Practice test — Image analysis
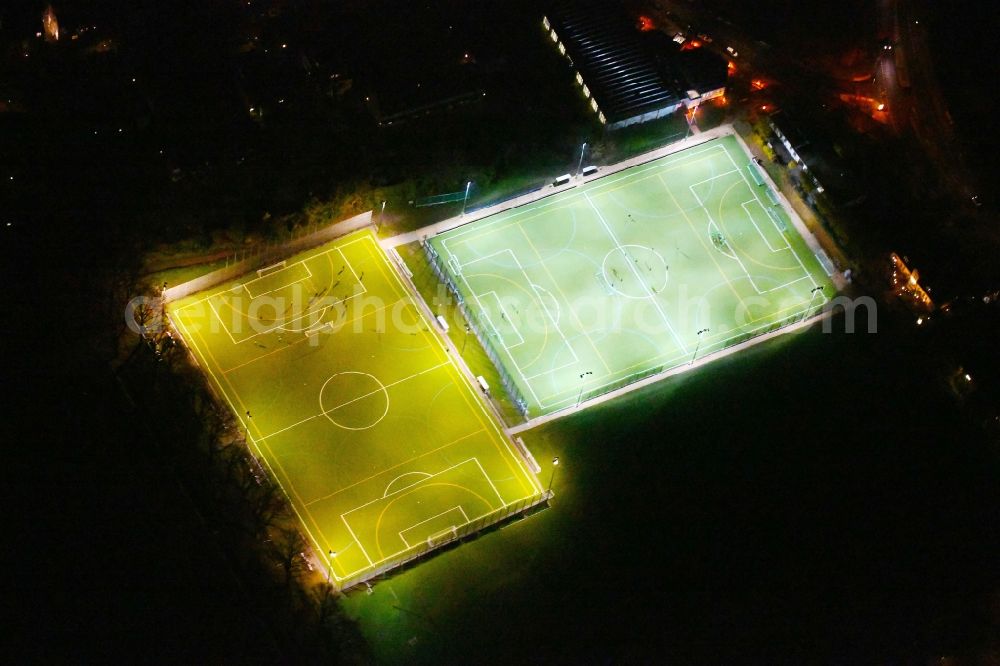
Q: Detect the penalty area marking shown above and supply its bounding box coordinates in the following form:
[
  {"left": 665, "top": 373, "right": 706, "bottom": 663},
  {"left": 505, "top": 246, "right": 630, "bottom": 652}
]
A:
[{"left": 339, "top": 457, "right": 506, "bottom": 567}]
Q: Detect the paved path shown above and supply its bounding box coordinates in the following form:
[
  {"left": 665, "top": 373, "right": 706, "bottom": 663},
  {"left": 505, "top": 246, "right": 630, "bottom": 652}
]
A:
[{"left": 380, "top": 124, "right": 735, "bottom": 250}]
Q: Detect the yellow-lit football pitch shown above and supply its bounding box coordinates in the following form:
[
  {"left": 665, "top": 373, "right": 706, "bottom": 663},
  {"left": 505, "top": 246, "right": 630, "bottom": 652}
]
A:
[{"left": 168, "top": 230, "right": 544, "bottom": 585}]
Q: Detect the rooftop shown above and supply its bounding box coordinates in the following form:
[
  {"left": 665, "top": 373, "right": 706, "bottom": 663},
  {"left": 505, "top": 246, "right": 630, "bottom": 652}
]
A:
[{"left": 546, "top": 0, "right": 682, "bottom": 123}]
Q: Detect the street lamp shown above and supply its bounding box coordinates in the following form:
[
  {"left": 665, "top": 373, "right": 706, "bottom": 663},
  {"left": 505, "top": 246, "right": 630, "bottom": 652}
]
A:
[
  {"left": 576, "top": 371, "right": 593, "bottom": 406},
  {"left": 462, "top": 324, "right": 471, "bottom": 354},
  {"left": 576, "top": 141, "right": 587, "bottom": 177},
  {"left": 547, "top": 457, "right": 559, "bottom": 494},
  {"left": 691, "top": 328, "right": 710, "bottom": 365},
  {"left": 460, "top": 180, "right": 473, "bottom": 216}
]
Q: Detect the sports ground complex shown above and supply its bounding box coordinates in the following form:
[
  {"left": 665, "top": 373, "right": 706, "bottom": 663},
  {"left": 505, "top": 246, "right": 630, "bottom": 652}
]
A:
[
  {"left": 168, "top": 231, "right": 546, "bottom": 587},
  {"left": 168, "top": 131, "right": 837, "bottom": 585},
  {"left": 426, "top": 134, "right": 836, "bottom": 417}
]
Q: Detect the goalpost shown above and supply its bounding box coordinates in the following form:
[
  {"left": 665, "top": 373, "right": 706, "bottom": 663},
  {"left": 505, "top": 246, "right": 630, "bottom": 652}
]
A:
[
  {"left": 426, "top": 525, "right": 459, "bottom": 548},
  {"left": 257, "top": 260, "right": 287, "bottom": 278}
]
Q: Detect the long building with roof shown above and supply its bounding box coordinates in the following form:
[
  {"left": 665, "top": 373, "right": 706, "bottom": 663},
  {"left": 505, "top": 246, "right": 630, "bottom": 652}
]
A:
[{"left": 543, "top": 1, "right": 727, "bottom": 130}]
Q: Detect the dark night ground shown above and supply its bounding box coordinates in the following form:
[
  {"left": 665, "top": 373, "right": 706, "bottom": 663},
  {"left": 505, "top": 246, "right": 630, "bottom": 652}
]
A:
[
  {"left": 3, "top": 0, "right": 998, "bottom": 662},
  {"left": 354, "top": 308, "right": 1000, "bottom": 664},
  {"left": 7, "top": 274, "right": 999, "bottom": 663}
]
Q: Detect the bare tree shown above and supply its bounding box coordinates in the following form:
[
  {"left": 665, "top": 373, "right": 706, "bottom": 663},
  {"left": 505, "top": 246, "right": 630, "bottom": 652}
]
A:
[
  {"left": 247, "top": 479, "right": 286, "bottom": 534},
  {"left": 270, "top": 527, "right": 308, "bottom": 588}
]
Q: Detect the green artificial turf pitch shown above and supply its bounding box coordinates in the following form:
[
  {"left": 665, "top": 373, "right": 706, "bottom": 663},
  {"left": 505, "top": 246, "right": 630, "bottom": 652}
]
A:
[
  {"left": 168, "top": 230, "right": 542, "bottom": 585},
  {"left": 429, "top": 135, "right": 835, "bottom": 417}
]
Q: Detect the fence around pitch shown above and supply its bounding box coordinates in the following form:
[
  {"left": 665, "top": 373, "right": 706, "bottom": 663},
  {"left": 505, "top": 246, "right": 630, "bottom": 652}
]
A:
[
  {"left": 337, "top": 490, "right": 551, "bottom": 591},
  {"left": 161, "top": 210, "right": 373, "bottom": 303},
  {"left": 422, "top": 240, "right": 530, "bottom": 421},
  {"left": 575, "top": 303, "right": 825, "bottom": 407}
]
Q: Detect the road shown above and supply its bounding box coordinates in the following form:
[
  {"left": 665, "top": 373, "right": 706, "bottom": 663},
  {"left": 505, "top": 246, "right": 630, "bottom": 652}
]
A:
[
  {"left": 660, "top": 0, "right": 983, "bottom": 220},
  {"left": 872, "top": 0, "right": 979, "bottom": 211}
]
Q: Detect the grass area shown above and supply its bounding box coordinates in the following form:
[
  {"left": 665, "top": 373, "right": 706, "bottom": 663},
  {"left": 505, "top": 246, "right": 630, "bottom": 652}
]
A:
[
  {"left": 167, "top": 230, "right": 543, "bottom": 586},
  {"left": 143, "top": 259, "right": 230, "bottom": 292},
  {"left": 427, "top": 134, "right": 835, "bottom": 417},
  {"left": 340, "top": 318, "right": 1000, "bottom": 664},
  {"left": 396, "top": 243, "right": 525, "bottom": 425}
]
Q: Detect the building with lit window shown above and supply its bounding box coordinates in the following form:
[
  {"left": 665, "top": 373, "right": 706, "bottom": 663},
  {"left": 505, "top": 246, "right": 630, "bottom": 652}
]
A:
[{"left": 543, "top": 1, "right": 727, "bottom": 130}]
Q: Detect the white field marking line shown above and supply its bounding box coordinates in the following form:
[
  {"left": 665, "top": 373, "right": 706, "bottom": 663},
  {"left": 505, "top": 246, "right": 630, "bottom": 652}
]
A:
[
  {"left": 171, "top": 310, "right": 334, "bottom": 584},
  {"left": 255, "top": 361, "right": 449, "bottom": 443},
  {"left": 341, "top": 456, "right": 504, "bottom": 568},
  {"left": 459, "top": 247, "right": 579, "bottom": 365},
  {"left": 473, "top": 456, "right": 508, "bottom": 507},
  {"left": 482, "top": 290, "right": 525, "bottom": 347},
  {"left": 221, "top": 288, "right": 363, "bottom": 344},
  {"left": 304, "top": 428, "right": 486, "bottom": 509},
  {"left": 456, "top": 269, "right": 543, "bottom": 408},
  {"left": 335, "top": 504, "right": 507, "bottom": 580},
  {"left": 688, "top": 168, "right": 740, "bottom": 190},
  {"left": 358, "top": 232, "right": 542, "bottom": 504},
  {"left": 220, "top": 297, "right": 406, "bottom": 376},
  {"left": 207, "top": 299, "right": 239, "bottom": 345},
  {"left": 585, "top": 191, "right": 688, "bottom": 354},
  {"left": 693, "top": 174, "right": 809, "bottom": 295},
  {"left": 523, "top": 359, "right": 581, "bottom": 381},
  {"left": 176, "top": 232, "right": 439, "bottom": 584},
  {"left": 340, "top": 514, "right": 374, "bottom": 566},
  {"left": 383, "top": 471, "right": 433, "bottom": 498},
  {"left": 340, "top": 458, "right": 485, "bottom": 517},
  {"left": 516, "top": 306, "right": 834, "bottom": 426},
  {"left": 534, "top": 290, "right": 831, "bottom": 411},
  {"left": 741, "top": 200, "right": 791, "bottom": 253},
  {"left": 304, "top": 321, "right": 332, "bottom": 336},
  {"left": 257, "top": 259, "right": 286, "bottom": 277},
  {"left": 459, "top": 247, "right": 516, "bottom": 267},
  {"left": 694, "top": 187, "right": 781, "bottom": 295},
  {"left": 600, "top": 245, "right": 670, "bottom": 299},
  {"left": 720, "top": 142, "right": 819, "bottom": 292},
  {"left": 438, "top": 144, "right": 730, "bottom": 247},
  {"left": 364, "top": 233, "right": 543, "bottom": 497},
  {"left": 531, "top": 283, "right": 561, "bottom": 326},
  {"left": 531, "top": 268, "right": 832, "bottom": 410},
  {"left": 243, "top": 261, "right": 313, "bottom": 299},
  {"left": 205, "top": 249, "right": 370, "bottom": 345},
  {"left": 398, "top": 506, "right": 469, "bottom": 549},
  {"left": 172, "top": 245, "right": 364, "bottom": 315},
  {"left": 454, "top": 253, "right": 575, "bottom": 403},
  {"left": 243, "top": 269, "right": 313, "bottom": 300},
  {"left": 319, "top": 371, "right": 390, "bottom": 431}
]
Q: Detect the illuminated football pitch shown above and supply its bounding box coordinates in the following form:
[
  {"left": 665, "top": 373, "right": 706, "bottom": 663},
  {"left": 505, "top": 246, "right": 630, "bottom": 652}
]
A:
[
  {"left": 168, "top": 230, "right": 543, "bottom": 586},
  {"left": 429, "top": 135, "right": 835, "bottom": 417}
]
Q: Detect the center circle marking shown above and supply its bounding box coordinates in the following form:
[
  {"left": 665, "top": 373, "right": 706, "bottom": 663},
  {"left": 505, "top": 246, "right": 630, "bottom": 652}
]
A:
[{"left": 318, "top": 371, "right": 389, "bottom": 430}]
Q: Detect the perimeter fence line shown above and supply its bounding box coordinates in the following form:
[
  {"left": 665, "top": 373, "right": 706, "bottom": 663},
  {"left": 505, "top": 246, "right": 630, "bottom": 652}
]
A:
[
  {"left": 337, "top": 489, "right": 551, "bottom": 591},
  {"left": 161, "top": 210, "right": 373, "bottom": 303},
  {"left": 423, "top": 240, "right": 531, "bottom": 421}
]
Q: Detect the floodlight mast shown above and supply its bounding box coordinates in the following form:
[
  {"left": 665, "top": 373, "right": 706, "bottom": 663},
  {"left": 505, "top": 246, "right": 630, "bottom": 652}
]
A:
[
  {"left": 691, "top": 328, "right": 710, "bottom": 365},
  {"left": 460, "top": 180, "right": 472, "bottom": 216},
  {"left": 576, "top": 370, "right": 593, "bottom": 406},
  {"left": 576, "top": 142, "right": 587, "bottom": 178}
]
